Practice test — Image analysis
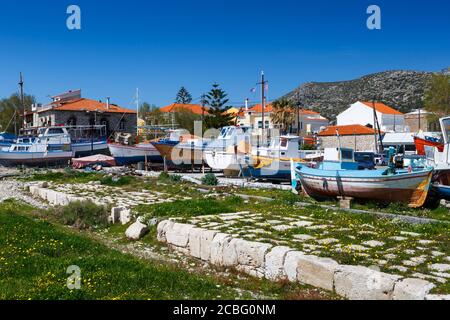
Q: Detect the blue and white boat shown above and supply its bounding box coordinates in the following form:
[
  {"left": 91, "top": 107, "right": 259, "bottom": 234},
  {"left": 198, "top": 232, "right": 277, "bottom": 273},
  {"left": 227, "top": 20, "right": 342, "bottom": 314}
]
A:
[
  {"left": 108, "top": 142, "right": 162, "bottom": 166},
  {"left": 291, "top": 148, "right": 433, "bottom": 208},
  {"left": 0, "top": 132, "right": 16, "bottom": 147},
  {"left": 0, "top": 127, "right": 73, "bottom": 166}
]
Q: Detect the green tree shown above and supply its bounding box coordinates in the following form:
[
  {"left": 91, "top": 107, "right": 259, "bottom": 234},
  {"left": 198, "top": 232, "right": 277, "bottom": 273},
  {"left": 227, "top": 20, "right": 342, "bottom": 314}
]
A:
[
  {"left": 174, "top": 109, "right": 202, "bottom": 134},
  {"left": 204, "top": 83, "right": 234, "bottom": 129},
  {"left": 271, "top": 99, "right": 295, "bottom": 134},
  {"left": 175, "top": 87, "right": 193, "bottom": 104},
  {"left": 424, "top": 73, "right": 450, "bottom": 118},
  {"left": 0, "top": 93, "right": 35, "bottom": 133}
]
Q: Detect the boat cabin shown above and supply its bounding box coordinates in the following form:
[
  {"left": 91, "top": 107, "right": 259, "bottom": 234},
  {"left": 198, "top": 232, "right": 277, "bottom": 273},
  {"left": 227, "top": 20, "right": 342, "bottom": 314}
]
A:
[{"left": 320, "top": 147, "right": 360, "bottom": 170}]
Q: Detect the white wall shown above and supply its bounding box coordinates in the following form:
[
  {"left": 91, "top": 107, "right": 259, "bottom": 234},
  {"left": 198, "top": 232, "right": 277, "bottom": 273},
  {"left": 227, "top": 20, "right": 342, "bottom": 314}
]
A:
[
  {"left": 337, "top": 101, "right": 406, "bottom": 132},
  {"left": 336, "top": 102, "right": 375, "bottom": 127}
]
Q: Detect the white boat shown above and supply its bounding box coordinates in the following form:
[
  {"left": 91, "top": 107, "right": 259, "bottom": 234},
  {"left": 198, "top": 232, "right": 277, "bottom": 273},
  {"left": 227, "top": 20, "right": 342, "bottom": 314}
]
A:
[
  {"left": 204, "top": 126, "right": 252, "bottom": 171},
  {"left": 424, "top": 116, "right": 450, "bottom": 185},
  {"left": 244, "top": 135, "right": 324, "bottom": 181},
  {"left": 0, "top": 127, "right": 73, "bottom": 166}
]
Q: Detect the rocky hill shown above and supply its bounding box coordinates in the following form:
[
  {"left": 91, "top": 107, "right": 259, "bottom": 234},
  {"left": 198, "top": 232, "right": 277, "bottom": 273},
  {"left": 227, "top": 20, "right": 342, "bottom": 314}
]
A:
[{"left": 282, "top": 70, "right": 444, "bottom": 121}]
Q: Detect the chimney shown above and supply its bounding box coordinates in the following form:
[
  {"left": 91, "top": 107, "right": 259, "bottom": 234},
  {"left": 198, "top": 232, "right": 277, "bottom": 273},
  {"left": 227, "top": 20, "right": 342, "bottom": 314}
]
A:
[
  {"left": 106, "top": 97, "right": 110, "bottom": 110},
  {"left": 245, "top": 98, "right": 249, "bottom": 111}
]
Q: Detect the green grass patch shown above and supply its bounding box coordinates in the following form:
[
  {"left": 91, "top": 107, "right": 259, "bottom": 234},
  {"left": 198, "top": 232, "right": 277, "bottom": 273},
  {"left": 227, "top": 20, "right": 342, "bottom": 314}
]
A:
[
  {"left": 137, "top": 196, "right": 244, "bottom": 221},
  {"left": 51, "top": 200, "right": 110, "bottom": 230},
  {"left": 21, "top": 169, "right": 104, "bottom": 184},
  {"left": 0, "top": 200, "right": 243, "bottom": 300}
]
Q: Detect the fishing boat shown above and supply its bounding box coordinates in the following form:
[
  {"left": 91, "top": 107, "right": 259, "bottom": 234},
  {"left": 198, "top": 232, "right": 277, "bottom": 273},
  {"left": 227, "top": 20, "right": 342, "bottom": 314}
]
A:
[
  {"left": 414, "top": 135, "right": 443, "bottom": 156},
  {"left": 0, "top": 128, "right": 73, "bottom": 166},
  {"left": 204, "top": 126, "right": 252, "bottom": 172},
  {"left": 291, "top": 147, "right": 433, "bottom": 208},
  {"left": 244, "top": 135, "right": 323, "bottom": 181},
  {"left": 108, "top": 142, "right": 162, "bottom": 166},
  {"left": 0, "top": 132, "right": 16, "bottom": 147},
  {"left": 151, "top": 129, "right": 209, "bottom": 167}
]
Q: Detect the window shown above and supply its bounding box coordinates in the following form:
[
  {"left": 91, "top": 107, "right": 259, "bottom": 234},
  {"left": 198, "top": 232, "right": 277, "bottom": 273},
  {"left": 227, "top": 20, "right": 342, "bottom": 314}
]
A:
[
  {"left": 48, "top": 128, "right": 64, "bottom": 135},
  {"left": 67, "top": 117, "right": 77, "bottom": 126},
  {"left": 119, "top": 119, "right": 126, "bottom": 130}
]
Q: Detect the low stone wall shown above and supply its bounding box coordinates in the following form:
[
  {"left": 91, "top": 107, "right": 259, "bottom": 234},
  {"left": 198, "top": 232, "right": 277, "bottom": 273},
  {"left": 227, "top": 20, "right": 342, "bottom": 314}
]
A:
[
  {"left": 157, "top": 220, "right": 449, "bottom": 300},
  {"left": 29, "top": 185, "right": 85, "bottom": 206}
]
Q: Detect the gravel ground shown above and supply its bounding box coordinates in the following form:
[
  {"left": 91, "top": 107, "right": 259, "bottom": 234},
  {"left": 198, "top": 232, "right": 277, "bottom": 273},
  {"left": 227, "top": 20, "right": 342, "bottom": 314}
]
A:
[{"left": 0, "top": 179, "right": 48, "bottom": 209}]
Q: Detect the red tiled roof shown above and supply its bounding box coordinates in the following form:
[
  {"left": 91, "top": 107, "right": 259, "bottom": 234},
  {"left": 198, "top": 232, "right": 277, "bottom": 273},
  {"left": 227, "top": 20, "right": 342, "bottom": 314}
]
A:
[
  {"left": 50, "top": 98, "right": 136, "bottom": 114},
  {"left": 246, "top": 104, "right": 321, "bottom": 116},
  {"left": 361, "top": 102, "right": 403, "bottom": 115},
  {"left": 247, "top": 103, "right": 273, "bottom": 113},
  {"left": 318, "top": 124, "right": 379, "bottom": 136},
  {"left": 160, "top": 103, "right": 208, "bottom": 115}
]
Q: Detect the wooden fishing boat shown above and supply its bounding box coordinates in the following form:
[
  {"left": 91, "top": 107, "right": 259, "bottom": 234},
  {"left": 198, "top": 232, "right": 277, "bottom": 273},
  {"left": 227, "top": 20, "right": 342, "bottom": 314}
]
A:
[
  {"left": 108, "top": 142, "right": 162, "bottom": 165},
  {"left": 414, "top": 136, "right": 443, "bottom": 155},
  {"left": 244, "top": 135, "right": 323, "bottom": 181},
  {"left": 151, "top": 130, "right": 208, "bottom": 167},
  {"left": 292, "top": 148, "right": 433, "bottom": 208}
]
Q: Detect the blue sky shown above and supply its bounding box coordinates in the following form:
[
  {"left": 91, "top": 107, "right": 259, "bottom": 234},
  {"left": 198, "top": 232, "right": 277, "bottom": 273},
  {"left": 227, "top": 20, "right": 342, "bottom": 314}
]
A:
[{"left": 0, "top": 0, "right": 449, "bottom": 109}]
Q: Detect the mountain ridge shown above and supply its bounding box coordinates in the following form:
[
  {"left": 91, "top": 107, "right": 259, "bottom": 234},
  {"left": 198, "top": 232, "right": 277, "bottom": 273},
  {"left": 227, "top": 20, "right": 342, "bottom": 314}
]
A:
[{"left": 282, "top": 69, "right": 448, "bottom": 121}]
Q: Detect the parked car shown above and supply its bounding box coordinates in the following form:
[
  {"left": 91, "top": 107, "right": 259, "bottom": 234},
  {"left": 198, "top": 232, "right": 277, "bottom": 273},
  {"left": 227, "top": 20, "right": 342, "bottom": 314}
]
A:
[{"left": 354, "top": 152, "right": 376, "bottom": 170}]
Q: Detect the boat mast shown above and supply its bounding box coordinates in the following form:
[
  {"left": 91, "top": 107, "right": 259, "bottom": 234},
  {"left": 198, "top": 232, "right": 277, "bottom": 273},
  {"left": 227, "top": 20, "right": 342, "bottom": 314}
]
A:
[
  {"left": 17, "top": 72, "right": 25, "bottom": 135},
  {"left": 136, "top": 88, "right": 139, "bottom": 136},
  {"left": 372, "top": 98, "right": 379, "bottom": 154}
]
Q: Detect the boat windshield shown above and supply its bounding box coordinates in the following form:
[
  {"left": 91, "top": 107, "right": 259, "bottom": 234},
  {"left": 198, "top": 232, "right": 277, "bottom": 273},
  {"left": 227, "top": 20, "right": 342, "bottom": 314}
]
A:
[{"left": 442, "top": 118, "right": 450, "bottom": 144}]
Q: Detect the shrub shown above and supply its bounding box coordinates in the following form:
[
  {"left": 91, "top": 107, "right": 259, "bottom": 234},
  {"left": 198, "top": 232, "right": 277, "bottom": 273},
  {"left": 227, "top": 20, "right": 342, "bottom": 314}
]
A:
[
  {"left": 100, "top": 175, "right": 135, "bottom": 186},
  {"left": 170, "top": 174, "right": 182, "bottom": 182},
  {"left": 53, "top": 200, "right": 109, "bottom": 229},
  {"left": 202, "top": 173, "right": 218, "bottom": 186},
  {"left": 158, "top": 172, "right": 170, "bottom": 181}
]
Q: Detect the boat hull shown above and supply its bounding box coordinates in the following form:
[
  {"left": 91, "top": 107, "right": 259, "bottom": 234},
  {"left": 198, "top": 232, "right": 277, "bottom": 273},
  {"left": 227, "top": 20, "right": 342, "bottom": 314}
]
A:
[
  {"left": 0, "top": 151, "right": 74, "bottom": 167},
  {"left": 296, "top": 165, "right": 433, "bottom": 208},
  {"left": 432, "top": 184, "right": 450, "bottom": 201},
  {"left": 72, "top": 140, "right": 109, "bottom": 157},
  {"left": 245, "top": 157, "right": 292, "bottom": 181},
  {"left": 204, "top": 151, "right": 246, "bottom": 171},
  {"left": 108, "top": 143, "right": 162, "bottom": 165}
]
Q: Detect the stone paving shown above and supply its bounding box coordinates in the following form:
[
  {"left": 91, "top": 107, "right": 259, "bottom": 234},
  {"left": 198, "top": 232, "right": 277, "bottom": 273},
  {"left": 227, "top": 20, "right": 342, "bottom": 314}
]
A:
[
  {"left": 46, "top": 181, "right": 188, "bottom": 208},
  {"left": 178, "top": 211, "right": 450, "bottom": 288}
]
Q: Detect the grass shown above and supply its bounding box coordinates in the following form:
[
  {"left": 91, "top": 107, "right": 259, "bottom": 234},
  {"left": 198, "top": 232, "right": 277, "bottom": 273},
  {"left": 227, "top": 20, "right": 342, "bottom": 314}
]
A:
[
  {"left": 0, "top": 200, "right": 334, "bottom": 300},
  {"left": 136, "top": 196, "right": 244, "bottom": 222},
  {"left": 21, "top": 169, "right": 104, "bottom": 184}
]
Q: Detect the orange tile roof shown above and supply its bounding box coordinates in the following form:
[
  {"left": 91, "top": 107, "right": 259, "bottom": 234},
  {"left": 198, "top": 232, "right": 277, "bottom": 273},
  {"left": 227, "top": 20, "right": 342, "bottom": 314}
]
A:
[
  {"left": 50, "top": 98, "right": 136, "bottom": 114},
  {"left": 246, "top": 104, "right": 320, "bottom": 116},
  {"left": 160, "top": 103, "right": 208, "bottom": 115},
  {"left": 361, "top": 101, "right": 403, "bottom": 115},
  {"left": 318, "top": 124, "right": 378, "bottom": 136},
  {"left": 247, "top": 103, "right": 273, "bottom": 113}
]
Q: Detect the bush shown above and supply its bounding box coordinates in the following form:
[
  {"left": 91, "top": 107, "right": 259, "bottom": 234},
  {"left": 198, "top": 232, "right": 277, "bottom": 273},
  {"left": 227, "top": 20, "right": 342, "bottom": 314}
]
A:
[
  {"left": 100, "top": 175, "right": 135, "bottom": 186},
  {"left": 202, "top": 173, "right": 218, "bottom": 186},
  {"left": 158, "top": 172, "right": 170, "bottom": 181},
  {"left": 53, "top": 200, "right": 109, "bottom": 229},
  {"left": 170, "top": 174, "right": 182, "bottom": 182}
]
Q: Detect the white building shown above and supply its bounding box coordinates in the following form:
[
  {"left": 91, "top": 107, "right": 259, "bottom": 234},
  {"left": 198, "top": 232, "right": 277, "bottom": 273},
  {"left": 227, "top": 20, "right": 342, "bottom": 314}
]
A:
[{"left": 336, "top": 101, "right": 406, "bottom": 132}]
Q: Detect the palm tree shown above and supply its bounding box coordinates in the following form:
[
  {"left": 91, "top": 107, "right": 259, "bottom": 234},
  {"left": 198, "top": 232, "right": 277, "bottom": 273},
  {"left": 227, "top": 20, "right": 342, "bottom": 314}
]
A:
[{"left": 271, "top": 99, "right": 295, "bottom": 134}]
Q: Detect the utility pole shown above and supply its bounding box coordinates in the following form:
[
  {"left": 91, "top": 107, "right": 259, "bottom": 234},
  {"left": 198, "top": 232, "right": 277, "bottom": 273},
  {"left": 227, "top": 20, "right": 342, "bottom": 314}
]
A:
[
  {"left": 257, "top": 71, "right": 268, "bottom": 131},
  {"left": 17, "top": 72, "right": 25, "bottom": 135},
  {"left": 297, "top": 103, "right": 301, "bottom": 135},
  {"left": 136, "top": 88, "right": 140, "bottom": 136},
  {"left": 372, "top": 98, "right": 379, "bottom": 154},
  {"left": 418, "top": 108, "right": 421, "bottom": 131}
]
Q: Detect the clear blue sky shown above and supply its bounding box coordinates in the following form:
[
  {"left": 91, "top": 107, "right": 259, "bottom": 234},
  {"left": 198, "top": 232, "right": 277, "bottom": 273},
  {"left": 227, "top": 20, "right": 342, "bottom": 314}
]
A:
[{"left": 0, "top": 0, "right": 449, "bottom": 109}]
